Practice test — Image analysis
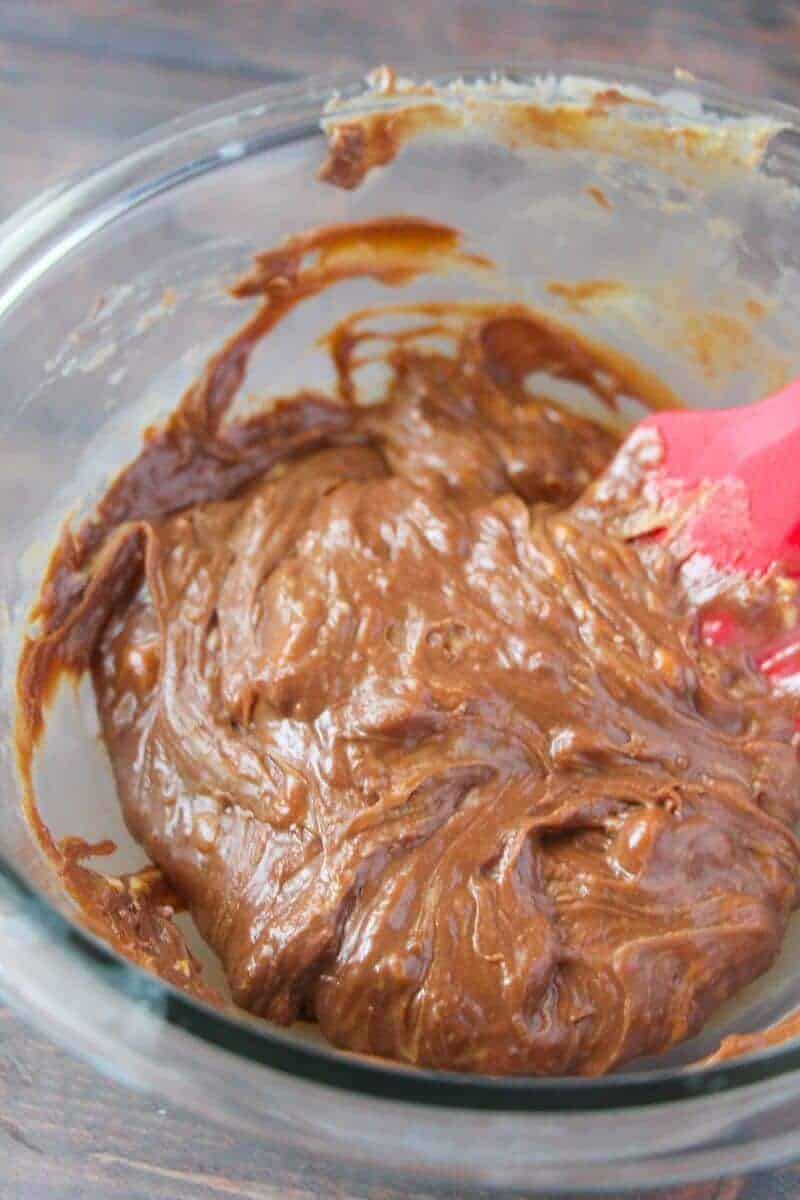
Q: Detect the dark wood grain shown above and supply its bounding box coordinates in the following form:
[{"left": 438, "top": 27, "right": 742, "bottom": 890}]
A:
[{"left": 3, "top": 3, "right": 800, "bottom": 1196}]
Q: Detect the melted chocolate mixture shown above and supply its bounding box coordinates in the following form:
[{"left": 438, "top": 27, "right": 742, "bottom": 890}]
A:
[{"left": 17, "top": 218, "right": 800, "bottom": 1075}]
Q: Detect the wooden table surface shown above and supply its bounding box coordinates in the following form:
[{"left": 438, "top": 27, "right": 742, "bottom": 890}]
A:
[{"left": 3, "top": 3, "right": 800, "bottom": 1197}]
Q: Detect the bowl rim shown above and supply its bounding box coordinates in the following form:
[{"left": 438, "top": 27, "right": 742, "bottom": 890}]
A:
[{"left": 4, "top": 58, "right": 800, "bottom": 1113}]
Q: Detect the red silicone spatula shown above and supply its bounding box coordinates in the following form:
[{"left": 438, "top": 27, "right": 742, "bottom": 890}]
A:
[
  {"left": 636, "top": 378, "right": 800, "bottom": 579},
  {"left": 613, "top": 378, "right": 800, "bottom": 688}
]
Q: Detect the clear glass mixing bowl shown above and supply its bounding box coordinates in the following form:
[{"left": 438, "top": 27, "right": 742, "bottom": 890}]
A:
[{"left": 3, "top": 64, "right": 800, "bottom": 1194}]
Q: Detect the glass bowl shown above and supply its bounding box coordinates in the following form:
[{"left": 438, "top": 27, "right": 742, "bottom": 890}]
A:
[{"left": 3, "top": 63, "right": 800, "bottom": 1194}]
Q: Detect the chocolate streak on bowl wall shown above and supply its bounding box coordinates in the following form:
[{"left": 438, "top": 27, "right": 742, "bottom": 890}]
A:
[{"left": 319, "top": 68, "right": 782, "bottom": 193}]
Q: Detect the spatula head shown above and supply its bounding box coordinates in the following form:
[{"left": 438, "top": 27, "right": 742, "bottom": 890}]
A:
[
  {"left": 616, "top": 380, "right": 800, "bottom": 691},
  {"left": 639, "top": 379, "right": 800, "bottom": 577}
]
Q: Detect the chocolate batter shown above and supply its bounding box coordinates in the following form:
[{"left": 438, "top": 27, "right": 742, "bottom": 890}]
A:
[{"left": 17, "top": 217, "right": 800, "bottom": 1075}]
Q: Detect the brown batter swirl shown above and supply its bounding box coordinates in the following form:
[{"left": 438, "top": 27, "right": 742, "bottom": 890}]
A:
[{"left": 17, "top": 217, "right": 800, "bottom": 1075}]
